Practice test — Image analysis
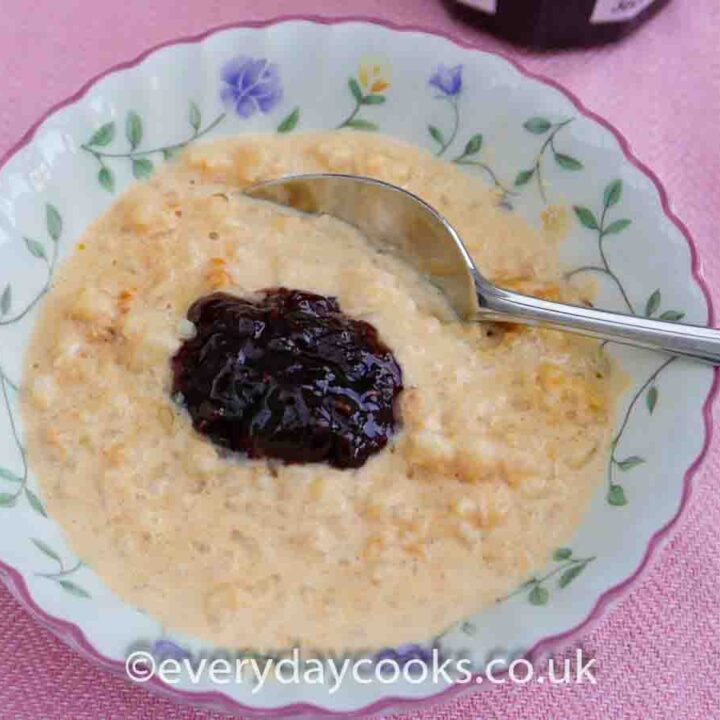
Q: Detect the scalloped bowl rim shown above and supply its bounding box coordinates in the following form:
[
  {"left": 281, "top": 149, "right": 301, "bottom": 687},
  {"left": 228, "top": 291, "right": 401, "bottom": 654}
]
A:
[{"left": 0, "top": 14, "right": 716, "bottom": 719}]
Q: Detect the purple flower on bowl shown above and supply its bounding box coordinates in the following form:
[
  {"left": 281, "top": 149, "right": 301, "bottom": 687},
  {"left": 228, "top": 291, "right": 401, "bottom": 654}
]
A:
[
  {"left": 220, "top": 56, "right": 282, "bottom": 118},
  {"left": 151, "top": 638, "right": 192, "bottom": 661},
  {"left": 429, "top": 64, "right": 463, "bottom": 97},
  {"left": 374, "top": 643, "right": 434, "bottom": 668}
]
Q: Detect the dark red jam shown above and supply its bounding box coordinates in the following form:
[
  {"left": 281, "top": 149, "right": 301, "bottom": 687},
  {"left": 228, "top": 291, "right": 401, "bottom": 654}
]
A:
[{"left": 171, "top": 289, "right": 403, "bottom": 469}]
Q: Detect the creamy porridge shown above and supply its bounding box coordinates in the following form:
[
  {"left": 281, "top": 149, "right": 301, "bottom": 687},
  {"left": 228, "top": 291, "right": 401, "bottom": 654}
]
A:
[{"left": 22, "top": 132, "right": 617, "bottom": 651}]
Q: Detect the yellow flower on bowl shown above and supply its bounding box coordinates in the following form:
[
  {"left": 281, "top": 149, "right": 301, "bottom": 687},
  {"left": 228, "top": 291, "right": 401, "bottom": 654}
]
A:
[{"left": 358, "top": 61, "right": 391, "bottom": 94}]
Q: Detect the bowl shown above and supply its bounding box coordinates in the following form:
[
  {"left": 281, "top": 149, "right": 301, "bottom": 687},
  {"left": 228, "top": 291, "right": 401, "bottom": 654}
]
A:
[{"left": 0, "top": 16, "right": 714, "bottom": 718}]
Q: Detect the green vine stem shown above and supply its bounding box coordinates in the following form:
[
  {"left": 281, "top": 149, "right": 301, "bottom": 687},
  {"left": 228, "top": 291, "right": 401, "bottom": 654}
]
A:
[
  {"left": 335, "top": 98, "right": 365, "bottom": 130},
  {"left": 428, "top": 92, "right": 514, "bottom": 198},
  {"left": 606, "top": 356, "right": 676, "bottom": 506},
  {"left": 531, "top": 119, "right": 571, "bottom": 202},
  {"left": 515, "top": 118, "right": 582, "bottom": 202},
  {"left": 36, "top": 560, "right": 83, "bottom": 581},
  {"left": 1, "top": 370, "right": 18, "bottom": 393},
  {"left": 0, "top": 367, "right": 28, "bottom": 502},
  {"left": 565, "top": 181, "right": 635, "bottom": 315},
  {"left": 83, "top": 113, "right": 225, "bottom": 159},
  {"left": 0, "top": 230, "right": 59, "bottom": 328},
  {"left": 499, "top": 548, "right": 596, "bottom": 606},
  {"left": 336, "top": 76, "right": 386, "bottom": 131},
  {"left": 32, "top": 539, "right": 89, "bottom": 598},
  {"left": 81, "top": 104, "right": 226, "bottom": 191},
  {"left": 0, "top": 360, "right": 45, "bottom": 516},
  {"left": 431, "top": 95, "right": 460, "bottom": 157},
  {"left": 0, "top": 204, "right": 61, "bottom": 515},
  {"left": 566, "top": 180, "right": 684, "bottom": 506},
  {"left": 452, "top": 151, "right": 516, "bottom": 198}
]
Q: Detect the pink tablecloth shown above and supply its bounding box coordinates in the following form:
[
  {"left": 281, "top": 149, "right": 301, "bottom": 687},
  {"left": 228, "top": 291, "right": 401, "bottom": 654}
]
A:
[{"left": 1, "top": 1, "right": 719, "bottom": 718}]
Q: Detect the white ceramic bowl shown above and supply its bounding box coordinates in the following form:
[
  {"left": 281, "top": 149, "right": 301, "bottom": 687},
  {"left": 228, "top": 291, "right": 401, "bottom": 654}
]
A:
[{"left": 0, "top": 17, "right": 714, "bottom": 717}]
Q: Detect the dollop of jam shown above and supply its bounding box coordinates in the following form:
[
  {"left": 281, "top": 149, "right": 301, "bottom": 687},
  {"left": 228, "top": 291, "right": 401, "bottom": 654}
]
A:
[{"left": 171, "top": 289, "right": 403, "bottom": 469}]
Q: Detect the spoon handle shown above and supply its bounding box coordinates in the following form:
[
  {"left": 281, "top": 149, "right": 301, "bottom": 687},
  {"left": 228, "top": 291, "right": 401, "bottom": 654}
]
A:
[{"left": 478, "top": 285, "right": 720, "bottom": 364}]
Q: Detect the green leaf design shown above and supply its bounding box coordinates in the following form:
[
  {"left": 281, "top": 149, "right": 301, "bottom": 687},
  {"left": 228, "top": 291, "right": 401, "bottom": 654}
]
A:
[
  {"left": 523, "top": 117, "right": 551, "bottom": 134},
  {"left": 603, "top": 179, "right": 623, "bottom": 208},
  {"left": 24, "top": 237, "right": 47, "bottom": 260},
  {"left": 608, "top": 484, "right": 628, "bottom": 506},
  {"left": 162, "top": 147, "right": 179, "bottom": 161},
  {"left": 528, "top": 585, "right": 549, "bottom": 605},
  {"left": 463, "top": 133, "right": 483, "bottom": 156},
  {"left": 1, "top": 284, "right": 11, "bottom": 315},
  {"left": 46, "top": 204, "right": 62, "bottom": 241},
  {"left": 514, "top": 169, "right": 535, "bottom": 186},
  {"left": 126, "top": 111, "right": 143, "bottom": 151},
  {"left": 58, "top": 579, "right": 91, "bottom": 599},
  {"left": 428, "top": 125, "right": 445, "bottom": 146},
  {"left": 617, "top": 456, "right": 645, "bottom": 471},
  {"left": 98, "top": 166, "right": 114, "bottom": 193},
  {"left": 603, "top": 219, "right": 632, "bottom": 235},
  {"left": 132, "top": 157, "right": 153, "bottom": 179},
  {"left": 554, "top": 153, "right": 583, "bottom": 171},
  {"left": 573, "top": 206, "right": 599, "bottom": 230},
  {"left": 558, "top": 563, "right": 587, "bottom": 588},
  {"left": 277, "top": 107, "right": 300, "bottom": 133},
  {"left": 344, "top": 119, "right": 378, "bottom": 131},
  {"left": 189, "top": 101, "right": 202, "bottom": 132},
  {"left": 25, "top": 487, "right": 46, "bottom": 516},
  {"left": 645, "top": 289, "right": 661, "bottom": 317},
  {"left": 0, "top": 493, "right": 17, "bottom": 508},
  {"left": 553, "top": 547, "right": 572, "bottom": 561},
  {"left": 87, "top": 122, "right": 115, "bottom": 147},
  {"left": 0, "top": 468, "right": 21, "bottom": 482},
  {"left": 646, "top": 386, "right": 658, "bottom": 414},
  {"left": 362, "top": 95, "right": 386, "bottom": 105},
  {"left": 31, "top": 538, "right": 61, "bottom": 564},
  {"left": 348, "top": 78, "right": 363, "bottom": 103},
  {"left": 660, "top": 310, "right": 685, "bottom": 321}
]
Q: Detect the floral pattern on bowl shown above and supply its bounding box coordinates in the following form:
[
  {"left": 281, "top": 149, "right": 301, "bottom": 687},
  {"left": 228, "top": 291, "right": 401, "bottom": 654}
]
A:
[{"left": 0, "top": 17, "right": 714, "bottom": 718}]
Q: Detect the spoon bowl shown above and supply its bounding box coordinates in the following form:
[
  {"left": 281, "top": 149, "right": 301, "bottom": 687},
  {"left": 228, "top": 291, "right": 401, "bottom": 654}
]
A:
[{"left": 246, "top": 173, "right": 720, "bottom": 364}]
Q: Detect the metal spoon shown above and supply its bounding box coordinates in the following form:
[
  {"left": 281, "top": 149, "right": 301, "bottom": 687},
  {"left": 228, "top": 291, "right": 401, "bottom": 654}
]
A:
[{"left": 246, "top": 173, "right": 720, "bottom": 364}]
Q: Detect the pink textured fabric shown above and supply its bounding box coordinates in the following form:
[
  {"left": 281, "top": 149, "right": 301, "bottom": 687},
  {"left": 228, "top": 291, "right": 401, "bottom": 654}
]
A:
[{"left": 1, "top": 1, "right": 719, "bottom": 718}]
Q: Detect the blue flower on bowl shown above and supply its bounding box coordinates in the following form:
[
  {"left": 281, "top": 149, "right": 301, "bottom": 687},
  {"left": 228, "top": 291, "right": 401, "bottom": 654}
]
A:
[
  {"left": 429, "top": 64, "right": 463, "bottom": 97},
  {"left": 220, "top": 56, "right": 283, "bottom": 118},
  {"left": 151, "top": 638, "right": 192, "bottom": 662}
]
